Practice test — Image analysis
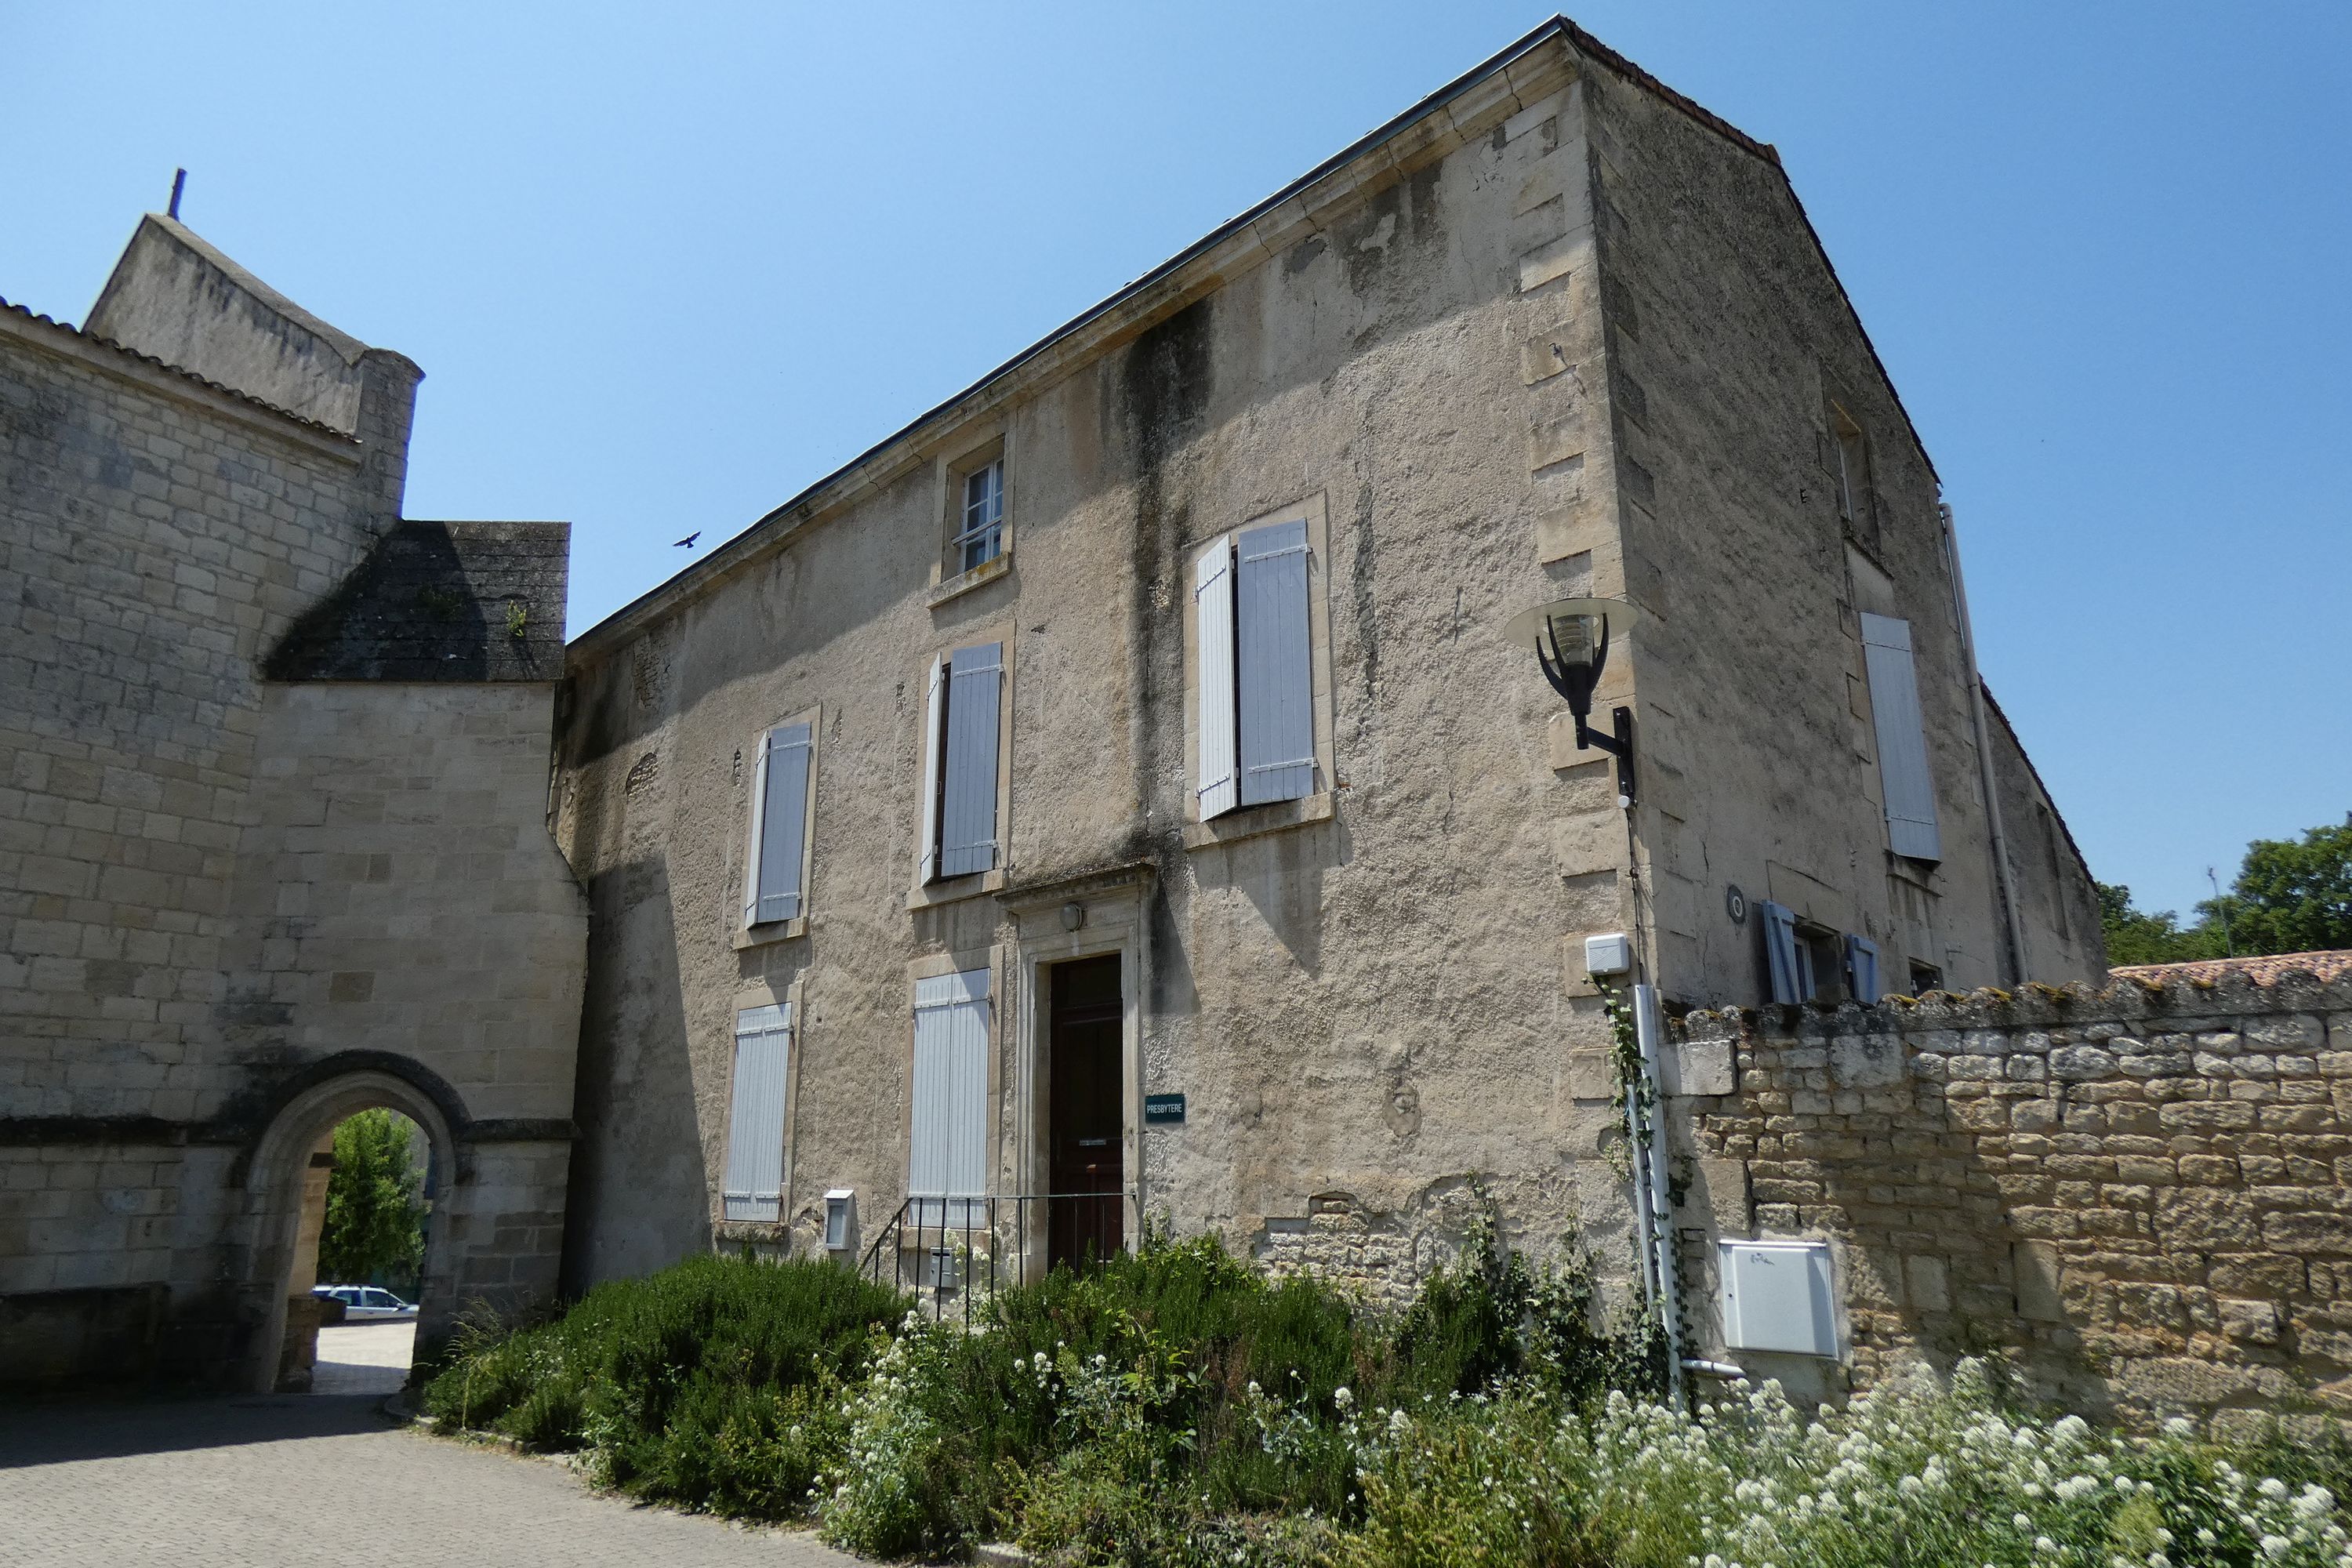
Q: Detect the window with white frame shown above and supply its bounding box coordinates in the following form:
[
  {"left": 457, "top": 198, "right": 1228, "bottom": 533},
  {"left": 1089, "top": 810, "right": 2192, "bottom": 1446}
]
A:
[
  {"left": 742, "top": 719, "right": 814, "bottom": 927},
  {"left": 909, "top": 968, "right": 989, "bottom": 1227},
  {"left": 720, "top": 1003, "right": 791, "bottom": 1221},
  {"left": 918, "top": 642, "right": 1003, "bottom": 882},
  {"left": 952, "top": 457, "right": 1004, "bottom": 575},
  {"left": 1194, "top": 518, "right": 1315, "bottom": 818}
]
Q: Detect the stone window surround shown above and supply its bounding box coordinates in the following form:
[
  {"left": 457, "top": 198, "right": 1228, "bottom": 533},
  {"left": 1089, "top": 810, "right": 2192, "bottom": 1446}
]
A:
[
  {"left": 891, "top": 943, "right": 1007, "bottom": 1232},
  {"left": 930, "top": 430, "right": 1014, "bottom": 604},
  {"left": 906, "top": 621, "right": 1018, "bottom": 910},
  {"left": 1180, "top": 489, "right": 1340, "bottom": 853},
  {"left": 735, "top": 704, "right": 823, "bottom": 948},
  {"left": 713, "top": 972, "right": 808, "bottom": 1236}
]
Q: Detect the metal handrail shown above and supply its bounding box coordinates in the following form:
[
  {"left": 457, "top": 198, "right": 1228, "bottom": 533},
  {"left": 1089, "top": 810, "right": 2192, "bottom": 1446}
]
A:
[{"left": 857, "top": 1190, "right": 1141, "bottom": 1327}]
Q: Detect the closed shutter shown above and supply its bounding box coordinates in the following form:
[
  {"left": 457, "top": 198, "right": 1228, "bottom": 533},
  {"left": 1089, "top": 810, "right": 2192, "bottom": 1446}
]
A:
[
  {"left": 909, "top": 969, "right": 990, "bottom": 1227},
  {"left": 1760, "top": 900, "right": 1803, "bottom": 1004},
  {"left": 1194, "top": 536, "right": 1239, "bottom": 818},
  {"left": 1236, "top": 519, "right": 1315, "bottom": 807},
  {"left": 720, "top": 1003, "right": 791, "bottom": 1221},
  {"left": 938, "top": 642, "right": 1003, "bottom": 879},
  {"left": 1859, "top": 612, "right": 1942, "bottom": 862},
  {"left": 917, "top": 658, "right": 947, "bottom": 884},
  {"left": 1846, "top": 935, "right": 1881, "bottom": 1004},
  {"left": 746, "top": 722, "right": 811, "bottom": 925}
]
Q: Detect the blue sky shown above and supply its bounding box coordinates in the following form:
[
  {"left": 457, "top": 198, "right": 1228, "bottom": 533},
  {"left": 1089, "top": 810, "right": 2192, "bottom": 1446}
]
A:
[{"left": 5, "top": 2, "right": 2345, "bottom": 922}]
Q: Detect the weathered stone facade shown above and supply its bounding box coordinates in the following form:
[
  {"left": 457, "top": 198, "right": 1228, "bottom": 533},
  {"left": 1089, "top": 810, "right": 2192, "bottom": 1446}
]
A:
[
  {"left": 0, "top": 217, "right": 583, "bottom": 1388},
  {"left": 1675, "top": 954, "right": 2352, "bottom": 1433},
  {"left": 551, "top": 18, "right": 2100, "bottom": 1316}
]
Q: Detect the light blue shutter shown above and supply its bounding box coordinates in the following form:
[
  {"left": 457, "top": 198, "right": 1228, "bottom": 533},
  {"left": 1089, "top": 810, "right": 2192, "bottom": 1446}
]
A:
[
  {"left": 1846, "top": 935, "right": 1882, "bottom": 1003},
  {"left": 917, "top": 659, "right": 946, "bottom": 884},
  {"left": 720, "top": 1003, "right": 791, "bottom": 1221},
  {"left": 1859, "top": 612, "right": 1942, "bottom": 862},
  {"left": 749, "top": 723, "right": 811, "bottom": 924},
  {"left": 1195, "top": 536, "right": 1239, "bottom": 819},
  {"left": 909, "top": 969, "right": 990, "bottom": 1227},
  {"left": 1760, "top": 900, "right": 1803, "bottom": 1004},
  {"left": 938, "top": 643, "right": 1002, "bottom": 878},
  {"left": 1236, "top": 520, "right": 1314, "bottom": 807}
]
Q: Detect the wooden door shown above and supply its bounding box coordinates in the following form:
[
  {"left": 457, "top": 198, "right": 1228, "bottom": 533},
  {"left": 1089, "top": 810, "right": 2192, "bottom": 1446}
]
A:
[{"left": 1047, "top": 955, "right": 1123, "bottom": 1272}]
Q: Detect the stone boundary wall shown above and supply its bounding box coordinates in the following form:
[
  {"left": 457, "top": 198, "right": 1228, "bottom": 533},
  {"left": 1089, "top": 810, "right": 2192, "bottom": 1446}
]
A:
[{"left": 1677, "top": 958, "right": 2352, "bottom": 1434}]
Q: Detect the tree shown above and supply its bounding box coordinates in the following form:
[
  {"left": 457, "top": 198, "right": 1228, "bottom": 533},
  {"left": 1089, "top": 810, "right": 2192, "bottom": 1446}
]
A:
[
  {"left": 318, "top": 1108, "right": 425, "bottom": 1287},
  {"left": 2100, "top": 815, "right": 2352, "bottom": 967},
  {"left": 2198, "top": 818, "right": 2352, "bottom": 957},
  {"left": 2096, "top": 882, "right": 2222, "bottom": 967}
]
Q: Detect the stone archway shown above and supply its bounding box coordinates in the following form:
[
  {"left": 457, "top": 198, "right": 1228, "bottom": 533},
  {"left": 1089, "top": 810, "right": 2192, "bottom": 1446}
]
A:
[{"left": 238, "top": 1069, "right": 460, "bottom": 1394}]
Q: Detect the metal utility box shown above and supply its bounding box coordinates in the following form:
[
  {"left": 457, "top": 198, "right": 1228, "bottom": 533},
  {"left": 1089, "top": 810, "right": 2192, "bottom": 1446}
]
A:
[
  {"left": 1583, "top": 932, "right": 1633, "bottom": 975},
  {"left": 1718, "top": 1238, "right": 1839, "bottom": 1357}
]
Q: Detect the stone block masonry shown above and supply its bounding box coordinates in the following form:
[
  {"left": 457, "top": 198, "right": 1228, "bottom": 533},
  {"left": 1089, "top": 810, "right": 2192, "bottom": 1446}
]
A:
[{"left": 1676, "top": 954, "right": 2352, "bottom": 1435}]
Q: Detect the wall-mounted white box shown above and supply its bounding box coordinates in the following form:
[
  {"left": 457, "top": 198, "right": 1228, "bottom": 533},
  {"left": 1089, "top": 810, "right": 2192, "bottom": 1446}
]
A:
[
  {"left": 824, "top": 1189, "right": 854, "bottom": 1251},
  {"left": 1584, "top": 932, "right": 1633, "bottom": 975},
  {"left": 1719, "top": 1238, "right": 1839, "bottom": 1357}
]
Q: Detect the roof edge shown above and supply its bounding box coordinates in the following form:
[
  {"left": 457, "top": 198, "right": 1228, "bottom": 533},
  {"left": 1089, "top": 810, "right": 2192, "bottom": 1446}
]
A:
[
  {"left": 566, "top": 16, "right": 1585, "bottom": 662},
  {"left": 0, "top": 296, "right": 361, "bottom": 453},
  {"left": 92, "top": 213, "right": 376, "bottom": 368}
]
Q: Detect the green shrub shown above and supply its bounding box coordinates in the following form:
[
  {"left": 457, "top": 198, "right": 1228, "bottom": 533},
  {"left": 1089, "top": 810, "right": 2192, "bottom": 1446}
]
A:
[{"left": 421, "top": 1250, "right": 902, "bottom": 1518}]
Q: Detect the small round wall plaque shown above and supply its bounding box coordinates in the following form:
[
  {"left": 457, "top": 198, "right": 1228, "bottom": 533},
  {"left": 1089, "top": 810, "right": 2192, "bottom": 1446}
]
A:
[{"left": 1725, "top": 884, "right": 1748, "bottom": 925}]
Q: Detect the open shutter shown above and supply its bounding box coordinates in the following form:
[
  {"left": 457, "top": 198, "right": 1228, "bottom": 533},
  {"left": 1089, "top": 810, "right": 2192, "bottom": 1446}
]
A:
[
  {"left": 747, "top": 722, "right": 811, "bottom": 924},
  {"left": 1760, "top": 900, "right": 1803, "bottom": 1004},
  {"left": 916, "top": 658, "right": 947, "bottom": 883},
  {"left": 1236, "top": 519, "right": 1315, "bottom": 807},
  {"left": 1859, "top": 612, "right": 1942, "bottom": 862},
  {"left": 938, "top": 642, "right": 1003, "bottom": 878},
  {"left": 1846, "top": 935, "right": 1882, "bottom": 1004},
  {"left": 909, "top": 969, "right": 990, "bottom": 1227},
  {"left": 1195, "top": 536, "right": 1239, "bottom": 818},
  {"left": 720, "top": 1003, "right": 791, "bottom": 1221}
]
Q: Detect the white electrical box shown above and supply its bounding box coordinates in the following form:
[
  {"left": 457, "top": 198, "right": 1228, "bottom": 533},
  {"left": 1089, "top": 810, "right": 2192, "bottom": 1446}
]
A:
[
  {"left": 824, "top": 1189, "right": 854, "bottom": 1251},
  {"left": 1719, "top": 1239, "right": 1839, "bottom": 1357},
  {"left": 1584, "top": 932, "right": 1633, "bottom": 975}
]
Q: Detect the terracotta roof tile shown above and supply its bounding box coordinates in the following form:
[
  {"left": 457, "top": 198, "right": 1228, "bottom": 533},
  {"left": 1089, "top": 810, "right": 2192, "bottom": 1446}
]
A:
[{"left": 2111, "top": 950, "right": 2352, "bottom": 987}]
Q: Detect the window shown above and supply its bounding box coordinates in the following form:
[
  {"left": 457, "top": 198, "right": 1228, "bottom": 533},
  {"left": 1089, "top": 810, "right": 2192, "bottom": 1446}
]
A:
[
  {"left": 1759, "top": 901, "right": 1855, "bottom": 1004},
  {"left": 1907, "top": 959, "right": 1944, "bottom": 994},
  {"left": 953, "top": 459, "right": 1004, "bottom": 573},
  {"left": 2037, "top": 804, "right": 2071, "bottom": 941},
  {"left": 1831, "top": 408, "right": 1871, "bottom": 528},
  {"left": 720, "top": 1003, "right": 792, "bottom": 1221},
  {"left": 909, "top": 969, "right": 990, "bottom": 1227},
  {"left": 743, "top": 720, "right": 814, "bottom": 927},
  {"left": 1858, "top": 612, "right": 1942, "bottom": 862},
  {"left": 1194, "top": 519, "right": 1315, "bottom": 818},
  {"left": 919, "top": 642, "right": 1004, "bottom": 882}
]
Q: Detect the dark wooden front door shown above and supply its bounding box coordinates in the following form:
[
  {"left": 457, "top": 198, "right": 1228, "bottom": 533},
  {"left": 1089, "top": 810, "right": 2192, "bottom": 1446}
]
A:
[{"left": 1047, "top": 954, "right": 1123, "bottom": 1272}]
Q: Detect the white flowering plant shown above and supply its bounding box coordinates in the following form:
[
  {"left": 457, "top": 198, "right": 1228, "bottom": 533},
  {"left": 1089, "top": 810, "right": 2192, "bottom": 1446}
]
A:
[{"left": 1334, "top": 1359, "right": 2352, "bottom": 1568}]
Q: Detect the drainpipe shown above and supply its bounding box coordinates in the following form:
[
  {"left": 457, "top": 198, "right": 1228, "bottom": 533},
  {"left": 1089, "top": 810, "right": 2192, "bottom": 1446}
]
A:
[
  {"left": 1632, "top": 982, "right": 1686, "bottom": 1409},
  {"left": 1940, "top": 502, "right": 2029, "bottom": 987}
]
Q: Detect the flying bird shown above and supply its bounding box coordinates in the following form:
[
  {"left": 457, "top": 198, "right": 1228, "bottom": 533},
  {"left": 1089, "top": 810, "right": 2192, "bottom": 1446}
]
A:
[{"left": 674, "top": 532, "right": 700, "bottom": 549}]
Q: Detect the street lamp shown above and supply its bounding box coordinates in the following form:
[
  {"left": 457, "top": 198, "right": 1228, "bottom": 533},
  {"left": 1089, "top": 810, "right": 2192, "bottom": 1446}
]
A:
[{"left": 1502, "top": 595, "right": 1640, "bottom": 805}]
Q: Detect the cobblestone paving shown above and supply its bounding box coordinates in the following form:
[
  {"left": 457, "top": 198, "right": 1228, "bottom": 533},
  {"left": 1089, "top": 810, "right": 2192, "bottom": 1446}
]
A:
[{"left": 0, "top": 1394, "right": 864, "bottom": 1567}]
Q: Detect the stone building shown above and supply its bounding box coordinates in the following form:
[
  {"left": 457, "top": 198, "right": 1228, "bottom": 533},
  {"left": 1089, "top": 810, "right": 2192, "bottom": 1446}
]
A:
[
  {"left": 0, "top": 214, "right": 586, "bottom": 1388},
  {"left": 551, "top": 15, "right": 2101, "bottom": 1305}
]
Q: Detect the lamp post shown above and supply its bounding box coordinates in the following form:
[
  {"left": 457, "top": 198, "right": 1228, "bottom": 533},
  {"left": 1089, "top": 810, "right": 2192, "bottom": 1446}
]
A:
[{"left": 1502, "top": 595, "right": 1640, "bottom": 807}]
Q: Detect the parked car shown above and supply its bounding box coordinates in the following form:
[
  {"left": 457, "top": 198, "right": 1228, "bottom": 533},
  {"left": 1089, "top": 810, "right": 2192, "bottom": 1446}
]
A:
[{"left": 312, "top": 1284, "right": 416, "bottom": 1320}]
